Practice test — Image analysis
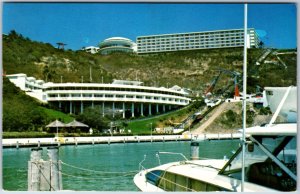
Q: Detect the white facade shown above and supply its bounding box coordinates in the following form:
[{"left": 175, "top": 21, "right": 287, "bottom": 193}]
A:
[
  {"left": 99, "top": 37, "right": 137, "bottom": 55},
  {"left": 82, "top": 46, "right": 100, "bottom": 54},
  {"left": 6, "top": 73, "right": 191, "bottom": 118},
  {"left": 136, "top": 28, "right": 260, "bottom": 54}
]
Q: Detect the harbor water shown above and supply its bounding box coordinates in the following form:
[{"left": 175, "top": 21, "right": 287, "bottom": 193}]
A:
[{"left": 3, "top": 140, "right": 239, "bottom": 191}]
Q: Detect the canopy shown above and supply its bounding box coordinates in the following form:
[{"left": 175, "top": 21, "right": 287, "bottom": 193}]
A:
[
  {"left": 66, "top": 120, "right": 89, "bottom": 128},
  {"left": 46, "top": 120, "right": 66, "bottom": 128}
]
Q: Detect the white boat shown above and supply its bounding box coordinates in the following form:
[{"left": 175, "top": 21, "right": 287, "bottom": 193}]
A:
[
  {"left": 133, "top": 122, "right": 297, "bottom": 192},
  {"left": 134, "top": 68, "right": 297, "bottom": 192},
  {"left": 134, "top": 4, "right": 297, "bottom": 191}
]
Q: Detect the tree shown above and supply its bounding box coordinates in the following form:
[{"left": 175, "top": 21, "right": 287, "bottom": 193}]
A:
[
  {"left": 76, "top": 106, "right": 110, "bottom": 132},
  {"left": 259, "top": 41, "right": 264, "bottom": 48}
]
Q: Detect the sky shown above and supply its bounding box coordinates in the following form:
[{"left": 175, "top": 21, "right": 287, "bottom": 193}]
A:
[{"left": 2, "top": 3, "right": 297, "bottom": 50}]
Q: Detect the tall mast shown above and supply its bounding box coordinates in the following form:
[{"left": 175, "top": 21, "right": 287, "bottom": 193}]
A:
[{"left": 241, "top": 3, "right": 248, "bottom": 192}]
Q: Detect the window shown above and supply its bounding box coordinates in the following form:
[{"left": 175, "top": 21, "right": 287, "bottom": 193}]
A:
[
  {"left": 83, "top": 94, "right": 92, "bottom": 97},
  {"left": 105, "top": 94, "right": 114, "bottom": 98},
  {"left": 71, "top": 94, "right": 81, "bottom": 97},
  {"left": 146, "top": 170, "right": 163, "bottom": 186},
  {"left": 49, "top": 94, "right": 58, "bottom": 97},
  {"left": 94, "top": 94, "right": 103, "bottom": 97},
  {"left": 116, "top": 95, "right": 124, "bottom": 98},
  {"left": 60, "top": 94, "right": 69, "bottom": 97}
]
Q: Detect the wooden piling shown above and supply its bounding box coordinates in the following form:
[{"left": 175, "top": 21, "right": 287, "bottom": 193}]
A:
[
  {"left": 47, "top": 146, "right": 62, "bottom": 191},
  {"left": 28, "top": 147, "right": 43, "bottom": 191}
]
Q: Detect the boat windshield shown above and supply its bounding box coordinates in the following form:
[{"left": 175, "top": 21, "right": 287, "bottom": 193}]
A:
[
  {"left": 219, "top": 135, "right": 297, "bottom": 191},
  {"left": 221, "top": 136, "right": 296, "bottom": 175}
]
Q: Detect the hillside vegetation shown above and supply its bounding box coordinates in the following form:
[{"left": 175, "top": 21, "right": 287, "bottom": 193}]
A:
[
  {"left": 2, "top": 30, "right": 297, "bottom": 133},
  {"left": 4, "top": 31, "right": 296, "bottom": 93}
]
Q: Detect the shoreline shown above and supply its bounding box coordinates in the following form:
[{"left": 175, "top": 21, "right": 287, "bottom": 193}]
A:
[{"left": 2, "top": 133, "right": 243, "bottom": 148}]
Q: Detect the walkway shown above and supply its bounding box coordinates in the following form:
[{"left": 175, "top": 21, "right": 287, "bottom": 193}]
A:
[{"left": 191, "top": 102, "right": 236, "bottom": 134}]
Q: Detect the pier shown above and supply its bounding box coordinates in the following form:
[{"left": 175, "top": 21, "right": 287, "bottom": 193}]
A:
[{"left": 2, "top": 133, "right": 243, "bottom": 148}]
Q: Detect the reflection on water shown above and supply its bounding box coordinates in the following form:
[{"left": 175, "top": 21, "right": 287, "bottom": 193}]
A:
[{"left": 3, "top": 140, "right": 239, "bottom": 191}]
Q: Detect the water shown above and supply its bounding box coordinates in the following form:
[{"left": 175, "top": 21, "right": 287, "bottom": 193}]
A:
[{"left": 2, "top": 140, "right": 239, "bottom": 191}]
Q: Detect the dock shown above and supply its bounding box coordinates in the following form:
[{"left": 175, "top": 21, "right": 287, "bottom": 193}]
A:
[{"left": 2, "top": 133, "right": 243, "bottom": 148}]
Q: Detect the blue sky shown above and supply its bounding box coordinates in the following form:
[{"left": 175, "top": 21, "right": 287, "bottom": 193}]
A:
[{"left": 2, "top": 3, "right": 297, "bottom": 50}]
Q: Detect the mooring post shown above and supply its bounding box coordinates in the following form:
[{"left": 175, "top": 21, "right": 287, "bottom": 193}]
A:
[
  {"left": 75, "top": 138, "right": 78, "bottom": 146},
  {"left": 92, "top": 139, "right": 94, "bottom": 145},
  {"left": 38, "top": 141, "right": 40, "bottom": 148},
  {"left": 190, "top": 141, "right": 199, "bottom": 160},
  {"left": 28, "top": 147, "right": 43, "bottom": 191},
  {"left": 16, "top": 141, "right": 19, "bottom": 149},
  {"left": 163, "top": 137, "right": 165, "bottom": 142},
  {"left": 108, "top": 138, "right": 110, "bottom": 145},
  {"left": 47, "top": 146, "right": 62, "bottom": 191},
  {"left": 123, "top": 138, "right": 126, "bottom": 144}
]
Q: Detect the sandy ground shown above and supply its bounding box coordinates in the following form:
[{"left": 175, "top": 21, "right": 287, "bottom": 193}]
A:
[{"left": 191, "top": 103, "right": 238, "bottom": 134}]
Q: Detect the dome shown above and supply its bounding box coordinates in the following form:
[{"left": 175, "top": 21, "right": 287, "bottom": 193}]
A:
[
  {"left": 104, "top": 37, "right": 132, "bottom": 42},
  {"left": 99, "top": 37, "right": 137, "bottom": 55}
]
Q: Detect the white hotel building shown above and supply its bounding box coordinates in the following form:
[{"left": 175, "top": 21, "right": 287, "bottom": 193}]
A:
[
  {"left": 136, "top": 28, "right": 260, "bottom": 54},
  {"left": 6, "top": 74, "right": 190, "bottom": 118}
]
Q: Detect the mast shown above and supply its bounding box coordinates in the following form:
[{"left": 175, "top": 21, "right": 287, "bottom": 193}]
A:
[{"left": 241, "top": 3, "right": 247, "bottom": 192}]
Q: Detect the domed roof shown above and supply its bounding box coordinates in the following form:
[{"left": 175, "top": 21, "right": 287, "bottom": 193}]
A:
[{"left": 104, "top": 37, "right": 132, "bottom": 42}]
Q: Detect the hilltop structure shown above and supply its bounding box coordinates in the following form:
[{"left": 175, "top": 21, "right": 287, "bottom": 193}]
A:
[
  {"left": 136, "top": 28, "right": 260, "bottom": 54},
  {"left": 82, "top": 46, "right": 100, "bottom": 54},
  {"left": 99, "top": 37, "right": 137, "bottom": 55},
  {"left": 6, "top": 73, "right": 190, "bottom": 118}
]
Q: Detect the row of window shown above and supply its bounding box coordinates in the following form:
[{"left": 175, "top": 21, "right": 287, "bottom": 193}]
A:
[
  {"left": 146, "top": 170, "right": 229, "bottom": 192},
  {"left": 137, "top": 44, "right": 244, "bottom": 52},
  {"left": 138, "top": 40, "right": 245, "bottom": 46},
  {"left": 45, "top": 87, "right": 185, "bottom": 97},
  {"left": 138, "top": 41, "right": 245, "bottom": 48},
  {"left": 137, "top": 35, "right": 247, "bottom": 42},
  {"left": 137, "top": 30, "right": 252, "bottom": 40},
  {"left": 48, "top": 94, "right": 188, "bottom": 103}
]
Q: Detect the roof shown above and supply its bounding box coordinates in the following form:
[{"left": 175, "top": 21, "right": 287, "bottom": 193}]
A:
[
  {"left": 46, "top": 120, "right": 66, "bottom": 128},
  {"left": 241, "top": 123, "right": 297, "bottom": 136},
  {"left": 104, "top": 37, "right": 132, "bottom": 42},
  {"left": 66, "top": 120, "right": 89, "bottom": 128},
  {"left": 112, "top": 79, "right": 143, "bottom": 86}
]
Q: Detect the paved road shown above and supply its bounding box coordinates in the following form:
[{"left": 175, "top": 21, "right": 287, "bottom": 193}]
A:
[{"left": 191, "top": 102, "right": 235, "bottom": 134}]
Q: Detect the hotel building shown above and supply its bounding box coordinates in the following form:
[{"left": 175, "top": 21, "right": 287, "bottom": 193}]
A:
[
  {"left": 6, "top": 74, "right": 190, "bottom": 118},
  {"left": 136, "top": 28, "right": 260, "bottom": 54}
]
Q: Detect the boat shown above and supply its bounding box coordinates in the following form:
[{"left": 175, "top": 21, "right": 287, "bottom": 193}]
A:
[
  {"left": 134, "top": 4, "right": 297, "bottom": 191},
  {"left": 133, "top": 121, "right": 297, "bottom": 192}
]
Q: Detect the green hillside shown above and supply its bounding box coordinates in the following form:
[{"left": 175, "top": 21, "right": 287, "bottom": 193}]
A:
[
  {"left": 4, "top": 30, "right": 296, "bottom": 93},
  {"left": 2, "top": 30, "right": 297, "bottom": 133},
  {"left": 2, "top": 77, "right": 74, "bottom": 132}
]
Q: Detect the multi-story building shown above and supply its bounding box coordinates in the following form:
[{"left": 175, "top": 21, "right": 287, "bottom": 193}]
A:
[
  {"left": 136, "top": 28, "right": 260, "bottom": 54},
  {"left": 6, "top": 74, "right": 190, "bottom": 118}
]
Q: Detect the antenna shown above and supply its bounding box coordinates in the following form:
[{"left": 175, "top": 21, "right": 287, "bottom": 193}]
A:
[{"left": 90, "top": 66, "right": 92, "bottom": 83}]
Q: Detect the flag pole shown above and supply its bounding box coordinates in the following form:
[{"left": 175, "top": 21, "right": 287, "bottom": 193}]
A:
[{"left": 241, "top": 3, "right": 248, "bottom": 192}]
